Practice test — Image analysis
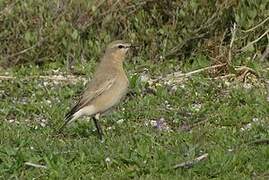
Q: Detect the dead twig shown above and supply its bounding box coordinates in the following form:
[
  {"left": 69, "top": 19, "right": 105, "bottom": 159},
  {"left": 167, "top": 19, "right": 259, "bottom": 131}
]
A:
[
  {"left": 148, "top": 63, "right": 227, "bottom": 85},
  {"left": 5, "top": 37, "right": 47, "bottom": 60},
  {"left": 248, "top": 139, "right": 269, "bottom": 146},
  {"left": 212, "top": 74, "right": 236, "bottom": 80},
  {"left": 233, "top": 65, "right": 258, "bottom": 82},
  {"left": 239, "top": 29, "right": 269, "bottom": 52},
  {"left": 171, "top": 63, "right": 226, "bottom": 77},
  {"left": 24, "top": 162, "right": 47, "bottom": 169},
  {"left": 259, "top": 34, "right": 269, "bottom": 62},
  {"left": 5, "top": 44, "right": 38, "bottom": 59},
  {"left": 243, "top": 17, "right": 269, "bottom": 33},
  {"left": 0, "top": 75, "right": 14, "bottom": 80},
  {"left": 235, "top": 66, "right": 257, "bottom": 76},
  {"left": 174, "top": 153, "right": 209, "bottom": 169},
  {"left": 228, "top": 23, "right": 237, "bottom": 64},
  {"left": 180, "top": 119, "right": 210, "bottom": 132},
  {"left": 38, "top": 75, "right": 86, "bottom": 82},
  {"left": 260, "top": 44, "right": 269, "bottom": 61}
]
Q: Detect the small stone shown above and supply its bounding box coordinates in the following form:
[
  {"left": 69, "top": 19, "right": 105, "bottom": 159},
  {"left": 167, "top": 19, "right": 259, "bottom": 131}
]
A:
[
  {"left": 105, "top": 157, "right": 111, "bottom": 163},
  {"left": 40, "top": 122, "right": 46, "bottom": 127},
  {"left": 192, "top": 103, "right": 202, "bottom": 112},
  {"left": 252, "top": 118, "right": 259, "bottom": 122},
  {"left": 117, "top": 119, "right": 124, "bottom": 124},
  {"left": 8, "top": 119, "right": 15, "bottom": 123},
  {"left": 150, "top": 120, "right": 157, "bottom": 127}
]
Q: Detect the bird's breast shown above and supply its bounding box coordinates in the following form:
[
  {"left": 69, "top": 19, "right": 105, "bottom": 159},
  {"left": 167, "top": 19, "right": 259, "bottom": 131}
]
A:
[{"left": 114, "top": 74, "right": 129, "bottom": 98}]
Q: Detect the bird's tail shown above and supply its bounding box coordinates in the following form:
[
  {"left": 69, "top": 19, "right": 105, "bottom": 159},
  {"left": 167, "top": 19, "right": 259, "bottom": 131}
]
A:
[
  {"left": 57, "top": 120, "right": 70, "bottom": 133},
  {"left": 57, "top": 105, "right": 79, "bottom": 133}
]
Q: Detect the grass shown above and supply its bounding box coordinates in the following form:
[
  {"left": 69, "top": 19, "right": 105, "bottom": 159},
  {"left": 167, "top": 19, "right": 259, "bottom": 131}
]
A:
[
  {"left": 0, "top": 57, "right": 268, "bottom": 179},
  {"left": 0, "top": 0, "right": 269, "bottom": 178}
]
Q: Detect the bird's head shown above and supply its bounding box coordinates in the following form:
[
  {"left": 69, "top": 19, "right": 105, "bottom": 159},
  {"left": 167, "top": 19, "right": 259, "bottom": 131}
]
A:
[{"left": 105, "top": 40, "right": 133, "bottom": 62}]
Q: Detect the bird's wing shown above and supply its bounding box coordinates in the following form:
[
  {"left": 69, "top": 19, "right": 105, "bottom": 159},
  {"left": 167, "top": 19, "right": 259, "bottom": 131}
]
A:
[
  {"left": 80, "top": 77, "right": 115, "bottom": 107},
  {"left": 64, "top": 77, "right": 116, "bottom": 121}
]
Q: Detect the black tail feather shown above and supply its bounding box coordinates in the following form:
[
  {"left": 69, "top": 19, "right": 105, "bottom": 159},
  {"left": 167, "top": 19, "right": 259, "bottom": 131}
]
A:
[
  {"left": 58, "top": 104, "right": 79, "bottom": 133},
  {"left": 65, "top": 103, "right": 80, "bottom": 119},
  {"left": 64, "top": 110, "right": 75, "bottom": 122},
  {"left": 57, "top": 120, "right": 70, "bottom": 133}
]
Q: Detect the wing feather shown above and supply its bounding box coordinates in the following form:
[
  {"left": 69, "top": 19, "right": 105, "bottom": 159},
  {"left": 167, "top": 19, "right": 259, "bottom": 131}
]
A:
[{"left": 64, "top": 77, "right": 115, "bottom": 122}]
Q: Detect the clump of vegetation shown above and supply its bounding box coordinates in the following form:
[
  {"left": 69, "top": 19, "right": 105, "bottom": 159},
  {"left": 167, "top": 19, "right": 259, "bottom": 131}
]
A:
[{"left": 0, "top": 0, "right": 268, "bottom": 68}]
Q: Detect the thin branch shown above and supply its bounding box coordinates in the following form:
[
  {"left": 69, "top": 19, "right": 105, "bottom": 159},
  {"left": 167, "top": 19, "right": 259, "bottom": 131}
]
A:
[
  {"left": 212, "top": 74, "right": 236, "bottom": 80},
  {"left": 260, "top": 44, "right": 269, "bottom": 61},
  {"left": 25, "top": 162, "right": 47, "bottom": 169},
  {"left": 219, "top": 29, "right": 228, "bottom": 56},
  {"left": 235, "top": 66, "right": 257, "bottom": 74},
  {"left": 183, "top": 63, "right": 226, "bottom": 77},
  {"left": 239, "top": 29, "right": 269, "bottom": 52},
  {"left": 248, "top": 139, "right": 269, "bottom": 146},
  {"left": 149, "top": 63, "right": 227, "bottom": 85},
  {"left": 6, "top": 44, "right": 38, "bottom": 59},
  {"left": 5, "top": 37, "right": 47, "bottom": 60},
  {"left": 228, "top": 23, "right": 237, "bottom": 64},
  {"left": 259, "top": 34, "right": 269, "bottom": 62},
  {"left": 243, "top": 17, "right": 269, "bottom": 33},
  {"left": 38, "top": 75, "right": 86, "bottom": 82},
  {"left": 174, "top": 153, "right": 208, "bottom": 169},
  {"left": 0, "top": 75, "right": 14, "bottom": 80}
]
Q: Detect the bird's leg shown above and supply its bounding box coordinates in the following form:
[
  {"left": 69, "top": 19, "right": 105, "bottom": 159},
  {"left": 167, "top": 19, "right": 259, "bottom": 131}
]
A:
[{"left": 93, "top": 113, "right": 103, "bottom": 140}]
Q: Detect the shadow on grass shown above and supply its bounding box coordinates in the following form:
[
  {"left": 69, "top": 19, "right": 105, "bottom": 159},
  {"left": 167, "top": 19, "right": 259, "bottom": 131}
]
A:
[{"left": 52, "top": 121, "right": 102, "bottom": 140}]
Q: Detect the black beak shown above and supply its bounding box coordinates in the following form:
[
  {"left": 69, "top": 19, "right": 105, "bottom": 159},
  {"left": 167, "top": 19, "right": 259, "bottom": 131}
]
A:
[{"left": 130, "top": 44, "right": 139, "bottom": 49}]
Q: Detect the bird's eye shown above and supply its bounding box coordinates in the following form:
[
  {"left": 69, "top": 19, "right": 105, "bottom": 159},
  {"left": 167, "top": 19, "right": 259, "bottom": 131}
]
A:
[{"left": 118, "top": 45, "right": 124, "bottom": 49}]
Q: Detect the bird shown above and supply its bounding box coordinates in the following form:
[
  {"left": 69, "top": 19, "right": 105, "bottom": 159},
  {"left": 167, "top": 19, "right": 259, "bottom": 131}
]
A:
[{"left": 59, "top": 40, "right": 133, "bottom": 139}]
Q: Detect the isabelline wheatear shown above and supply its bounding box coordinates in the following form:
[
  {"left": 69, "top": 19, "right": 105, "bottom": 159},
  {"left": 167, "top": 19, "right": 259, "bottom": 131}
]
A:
[{"left": 59, "top": 40, "right": 133, "bottom": 139}]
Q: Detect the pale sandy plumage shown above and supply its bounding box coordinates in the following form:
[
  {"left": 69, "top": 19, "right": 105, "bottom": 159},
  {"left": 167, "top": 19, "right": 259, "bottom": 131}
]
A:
[{"left": 59, "top": 40, "right": 132, "bottom": 139}]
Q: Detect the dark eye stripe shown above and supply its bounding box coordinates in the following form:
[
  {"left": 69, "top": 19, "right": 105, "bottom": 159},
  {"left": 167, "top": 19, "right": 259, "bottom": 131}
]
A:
[{"left": 118, "top": 45, "right": 124, "bottom": 49}]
